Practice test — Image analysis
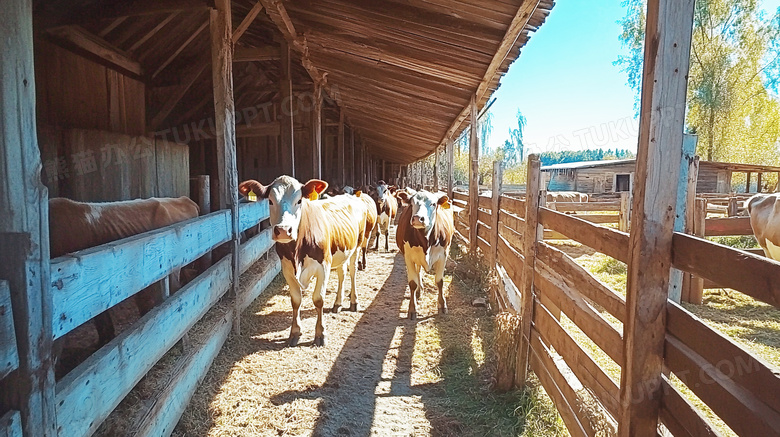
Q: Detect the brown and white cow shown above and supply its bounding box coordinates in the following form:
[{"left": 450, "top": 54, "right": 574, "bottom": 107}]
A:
[
  {"left": 239, "top": 176, "right": 368, "bottom": 346},
  {"left": 352, "top": 190, "right": 378, "bottom": 270},
  {"left": 546, "top": 191, "right": 589, "bottom": 203},
  {"left": 747, "top": 193, "right": 780, "bottom": 260},
  {"left": 371, "top": 180, "right": 399, "bottom": 252},
  {"left": 49, "top": 196, "right": 200, "bottom": 346},
  {"left": 396, "top": 189, "right": 454, "bottom": 320}
]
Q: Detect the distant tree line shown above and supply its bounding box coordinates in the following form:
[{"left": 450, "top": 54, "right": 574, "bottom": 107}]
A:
[{"left": 538, "top": 149, "right": 636, "bottom": 166}]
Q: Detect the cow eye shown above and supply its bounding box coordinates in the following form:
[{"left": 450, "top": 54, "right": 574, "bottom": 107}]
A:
[
  {"left": 297, "top": 199, "right": 302, "bottom": 205},
  {"left": 268, "top": 199, "right": 274, "bottom": 206}
]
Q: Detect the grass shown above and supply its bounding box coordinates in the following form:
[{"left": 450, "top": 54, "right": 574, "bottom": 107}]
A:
[{"left": 410, "top": 243, "right": 567, "bottom": 436}]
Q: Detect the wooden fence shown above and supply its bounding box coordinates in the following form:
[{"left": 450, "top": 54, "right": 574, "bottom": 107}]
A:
[
  {"left": 0, "top": 199, "right": 279, "bottom": 437},
  {"left": 455, "top": 157, "right": 780, "bottom": 437}
]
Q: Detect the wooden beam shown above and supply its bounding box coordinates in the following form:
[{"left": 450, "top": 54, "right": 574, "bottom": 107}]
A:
[
  {"left": 232, "top": 1, "right": 264, "bottom": 44},
  {"left": 0, "top": 0, "right": 56, "bottom": 433},
  {"left": 618, "top": 0, "right": 695, "bottom": 435},
  {"left": 42, "top": 0, "right": 213, "bottom": 28},
  {"left": 447, "top": 140, "right": 454, "bottom": 198},
  {"left": 279, "top": 39, "right": 295, "bottom": 177},
  {"left": 210, "top": 0, "right": 241, "bottom": 333},
  {"left": 152, "top": 20, "right": 208, "bottom": 79},
  {"left": 238, "top": 121, "right": 280, "bottom": 138},
  {"left": 233, "top": 46, "right": 280, "bottom": 62},
  {"left": 150, "top": 59, "right": 208, "bottom": 130},
  {"left": 468, "top": 95, "right": 479, "bottom": 253},
  {"left": 338, "top": 109, "right": 346, "bottom": 185},
  {"left": 312, "top": 82, "right": 323, "bottom": 179},
  {"left": 46, "top": 25, "right": 143, "bottom": 77},
  {"left": 129, "top": 12, "right": 179, "bottom": 52},
  {"left": 436, "top": 0, "right": 541, "bottom": 151}
]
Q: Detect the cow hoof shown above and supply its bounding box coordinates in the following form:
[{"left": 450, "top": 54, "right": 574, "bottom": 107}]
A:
[
  {"left": 288, "top": 334, "right": 301, "bottom": 347},
  {"left": 358, "top": 263, "right": 365, "bottom": 271},
  {"left": 313, "top": 335, "right": 326, "bottom": 347},
  {"left": 416, "top": 290, "right": 421, "bottom": 299},
  {"left": 408, "top": 311, "right": 417, "bottom": 321},
  {"left": 349, "top": 302, "right": 359, "bottom": 312},
  {"left": 332, "top": 304, "right": 342, "bottom": 314},
  {"left": 439, "top": 306, "right": 448, "bottom": 315}
]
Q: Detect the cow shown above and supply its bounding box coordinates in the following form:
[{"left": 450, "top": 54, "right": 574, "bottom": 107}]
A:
[
  {"left": 546, "top": 191, "right": 588, "bottom": 203},
  {"left": 49, "top": 196, "right": 200, "bottom": 346},
  {"left": 370, "top": 180, "right": 399, "bottom": 252},
  {"left": 747, "top": 193, "right": 780, "bottom": 260},
  {"left": 238, "top": 176, "right": 368, "bottom": 347},
  {"left": 352, "top": 190, "right": 378, "bottom": 270},
  {"left": 396, "top": 189, "right": 454, "bottom": 320}
]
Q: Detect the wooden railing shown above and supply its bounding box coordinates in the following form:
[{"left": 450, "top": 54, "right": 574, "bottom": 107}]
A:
[
  {"left": 3, "top": 199, "right": 279, "bottom": 437},
  {"left": 459, "top": 157, "right": 780, "bottom": 437}
]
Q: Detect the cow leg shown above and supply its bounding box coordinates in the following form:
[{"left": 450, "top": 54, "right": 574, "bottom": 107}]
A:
[
  {"left": 404, "top": 258, "right": 421, "bottom": 320},
  {"left": 332, "top": 263, "right": 346, "bottom": 313},
  {"left": 373, "top": 225, "right": 380, "bottom": 250},
  {"left": 282, "top": 260, "right": 302, "bottom": 346},
  {"left": 384, "top": 226, "right": 390, "bottom": 252},
  {"left": 359, "top": 245, "right": 367, "bottom": 270},
  {"left": 348, "top": 250, "right": 359, "bottom": 312},
  {"left": 313, "top": 264, "right": 330, "bottom": 347},
  {"left": 435, "top": 259, "right": 448, "bottom": 315}
]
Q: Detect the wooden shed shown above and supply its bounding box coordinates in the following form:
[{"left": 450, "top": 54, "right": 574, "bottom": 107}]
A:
[{"left": 542, "top": 158, "right": 780, "bottom": 194}]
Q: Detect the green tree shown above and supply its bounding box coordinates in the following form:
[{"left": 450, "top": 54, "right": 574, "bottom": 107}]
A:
[
  {"left": 616, "top": 0, "right": 780, "bottom": 165},
  {"left": 503, "top": 110, "right": 527, "bottom": 166}
]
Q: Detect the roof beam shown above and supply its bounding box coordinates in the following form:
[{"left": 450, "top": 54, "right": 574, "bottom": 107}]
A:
[
  {"left": 150, "top": 58, "right": 209, "bottom": 130},
  {"left": 46, "top": 26, "right": 143, "bottom": 78},
  {"left": 152, "top": 19, "right": 209, "bottom": 79},
  {"left": 129, "top": 12, "right": 179, "bottom": 52},
  {"left": 40, "top": 0, "right": 213, "bottom": 28},
  {"left": 436, "top": 0, "right": 541, "bottom": 152},
  {"left": 232, "top": 1, "right": 264, "bottom": 44},
  {"left": 233, "top": 46, "right": 280, "bottom": 62}
]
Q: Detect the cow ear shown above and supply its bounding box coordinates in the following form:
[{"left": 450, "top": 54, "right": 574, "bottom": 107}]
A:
[
  {"left": 389, "top": 185, "right": 398, "bottom": 193},
  {"left": 437, "top": 194, "right": 451, "bottom": 209},
  {"left": 396, "top": 190, "right": 410, "bottom": 205},
  {"left": 303, "top": 179, "right": 328, "bottom": 201},
  {"left": 239, "top": 180, "right": 266, "bottom": 201}
]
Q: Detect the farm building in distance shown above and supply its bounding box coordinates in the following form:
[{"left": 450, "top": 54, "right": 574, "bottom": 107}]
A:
[{"left": 542, "top": 158, "right": 780, "bottom": 194}]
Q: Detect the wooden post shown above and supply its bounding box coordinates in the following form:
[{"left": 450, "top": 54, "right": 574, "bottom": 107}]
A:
[
  {"left": 0, "top": 1, "right": 56, "bottom": 433},
  {"left": 349, "top": 126, "right": 355, "bottom": 185},
  {"left": 469, "top": 95, "right": 480, "bottom": 253},
  {"left": 311, "top": 82, "right": 322, "bottom": 180},
  {"left": 382, "top": 159, "right": 386, "bottom": 182},
  {"left": 746, "top": 171, "right": 752, "bottom": 193},
  {"left": 757, "top": 172, "right": 763, "bottom": 193},
  {"left": 686, "top": 198, "right": 707, "bottom": 304},
  {"left": 490, "top": 161, "right": 503, "bottom": 267},
  {"left": 618, "top": 0, "right": 695, "bottom": 435},
  {"left": 338, "top": 110, "right": 345, "bottom": 186},
  {"left": 211, "top": 0, "right": 241, "bottom": 333},
  {"left": 359, "top": 143, "right": 365, "bottom": 187},
  {"left": 668, "top": 134, "right": 698, "bottom": 302},
  {"left": 619, "top": 191, "right": 631, "bottom": 232},
  {"left": 516, "top": 154, "right": 541, "bottom": 387},
  {"left": 197, "top": 175, "right": 213, "bottom": 270},
  {"left": 680, "top": 156, "right": 700, "bottom": 300},
  {"left": 280, "top": 39, "right": 294, "bottom": 177},
  {"left": 728, "top": 196, "right": 738, "bottom": 217},
  {"left": 433, "top": 149, "right": 440, "bottom": 191},
  {"left": 447, "top": 140, "right": 455, "bottom": 199}
]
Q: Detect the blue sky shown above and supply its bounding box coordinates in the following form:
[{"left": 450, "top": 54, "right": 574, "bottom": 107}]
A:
[{"left": 486, "top": 0, "right": 780, "bottom": 154}]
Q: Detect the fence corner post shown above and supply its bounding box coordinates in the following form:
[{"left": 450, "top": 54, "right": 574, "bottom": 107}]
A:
[
  {"left": 490, "top": 160, "right": 503, "bottom": 268},
  {"left": 619, "top": 191, "right": 631, "bottom": 232}
]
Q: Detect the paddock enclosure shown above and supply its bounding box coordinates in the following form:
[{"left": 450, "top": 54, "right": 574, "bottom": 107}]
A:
[{"left": 3, "top": 0, "right": 779, "bottom": 436}]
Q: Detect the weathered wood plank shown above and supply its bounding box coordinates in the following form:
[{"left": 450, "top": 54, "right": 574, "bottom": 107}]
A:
[
  {"left": 552, "top": 202, "right": 620, "bottom": 212},
  {"left": 0, "top": 410, "right": 22, "bottom": 437},
  {"left": 535, "top": 260, "right": 624, "bottom": 366},
  {"left": 232, "top": 1, "right": 263, "bottom": 43},
  {"left": 536, "top": 243, "right": 626, "bottom": 323},
  {"left": 572, "top": 214, "right": 620, "bottom": 224},
  {"left": 659, "top": 378, "right": 722, "bottom": 437},
  {"left": 666, "top": 301, "right": 780, "bottom": 413},
  {"left": 452, "top": 191, "right": 468, "bottom": 203},
  {"left": 477, "top": 209, "right": 491, "bottom": 228},
  {"left": 501, "top": 195, "right": 526, "bottom": 218},
  {"left": 665, "top": 335, "right": 780, "bottom": 437},
  {"left": 239, "top": 228, "right": 273, "bottom": 274},
  {"left": 127, "top": 308, "right": 233, "bottom": 437},
  {"left": 240, "top": 255, "right": 282, "bottom": 312},
  {"left": 704, "top": 217, "right": 753, "bottom": 237},
  {"left": 46, "top": 26, "right": 143, "bottom": 77},
  {"left": 468, "top": 95, "right": 479, "bottom": 253},
  {"left": 539, "top": 208, "right": 630, "bottom": 263},
  {"left": 533, "top": 300, "right": 620, "bottom": 419},
  {"left": 517, "top": 154, "right": 541, "bottom": 386},
  {"left": 55, "top": 257, "right": 232, "bottom": 437},
  {"left": 238, "top": 200, "right": 270, "bottom": 233},
  {"left": 0, "top": 280, "right": 19, "bottom": 380},
  {"left": 671, "top": 232, "right": 780, "bottom": 308},
  {"left": 498, "top": 223, "right": 523, "bottom": 253},
  {"left": 50, "top": 211, "right": 231, "bottom": 339}
]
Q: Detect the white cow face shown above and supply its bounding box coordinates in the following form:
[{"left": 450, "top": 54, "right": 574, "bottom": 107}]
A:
[
  {"left": 403, "top": 190, "right": 450, "bottom": 233},
  {"left": 239, "top": 176, "right": 327, "bottom": 243}
]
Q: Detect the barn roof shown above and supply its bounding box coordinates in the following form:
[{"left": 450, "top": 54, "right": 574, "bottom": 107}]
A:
[
  {"left": 542, "top": 158, "right": 780, "bottom": 173},
  {"left": 35, "top": 0, "right": 555, "bottom": 165}
]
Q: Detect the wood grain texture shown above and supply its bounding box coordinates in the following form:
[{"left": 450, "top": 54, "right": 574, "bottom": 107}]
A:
[
  {"left": 238, "top": 199, "right": 270, "bottom": 233},
  {"left": 50, "top": 211, "right": 231, "bottom": 339},
  {"left": 0, "top": 410, "right": 22, "bottom": 437},
  {"left": 539, "top": 207, "right": 630, "bottom": 263},
  {"left": 703, "top": 217, "right": 752, "bottom": 237},
  {"left": 659, "top": 378, "right": 722, "bottom": 437},
  {"left": 55, "top": 257, "right": 233, "bottom": 437},
  {"left": 0, "top": 280, "right": 19, "bottom": 380},
  {"left": 239, "top": 228, "right": 274, "bottom": 274},
  {"left": 239, "top": 256, "right": 281, "bottom": 312},
  {"left": 468, "top": 95, "right": 479, "bottom": 253},
  {"left": 517, "top": 154, "right": 541, "bottom": 386}
]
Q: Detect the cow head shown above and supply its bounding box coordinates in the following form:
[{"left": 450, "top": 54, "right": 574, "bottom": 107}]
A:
[
  {"left": 238, "top": 176, "right": 328, "bottom": 243},
  {"left": 398, "top": 190, "right": 450, "bottom": 233}
]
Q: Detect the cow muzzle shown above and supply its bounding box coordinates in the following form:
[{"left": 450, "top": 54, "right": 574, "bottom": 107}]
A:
[
  {"left": 273, "top": 225, "right": 294, "bottom": 243},
  {"left": 411, "top": 215, "right": 427, "bottom": 229}
]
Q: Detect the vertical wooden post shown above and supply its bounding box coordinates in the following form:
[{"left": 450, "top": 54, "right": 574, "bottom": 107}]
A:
[
  {"left": 359, "top": 143, "right": 365, "bottom": 187},
  {"left": 619, "top": 191, "right": 631, "bottom": 232},
  {"left": 279, "top": 39, "right": 294, "bottom": 177},
  {"left": 447, "top": 140, "right": 455, "bottom": 199},
  {"left": 746, "top": 172, "right": 752, "bottom": 193},
  {"left": 0, "top": 1, "right": 56, "bottom": 433},
  {"left": 757, "top": 172, "right": 763, "bottom": 193},
  {"left": 728, "top": 196, "right": 738, "bottom": 217},
  {"left": 618, "top": 0, "right": 695, "bottom": 435},
  {"left": 433, "top": 148, "right": 440, "bottom": 191},
  {"left": 382, "top": 159, "right": 386, "bottom": 182},
  {"left": 668, "top": 134, "right": 698, "bottom": 302},
  {"left": 469, "top": 95, "right": 480, "bottom": 253},
  {"left": 349, "top": 126, "right": 355, "bottom": 185},
  {"left": 490, "top": 161, "right": 503, "bottom": 267},
  {"left": 686, "top": 198, "right": 707, "bottom": 304},
  {"left": 681, "top": 156, "right": 700, "bottom": 300},
  {"left": 197, "top": 175, "right": 213, "bottom": 270},
  {"left": 311, "top": 82, "right": 322, "bottom": 180},
  {"left": 211, "top": 0, "right": 241, "bottom": 333},
  {"left": 516, "top": 154, "right": 541, "bottom": 387},
  {"left": 338, "top": 109, "right": 345, "bottom": 186}
]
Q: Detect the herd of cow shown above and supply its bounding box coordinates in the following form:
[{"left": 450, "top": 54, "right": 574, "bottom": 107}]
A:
[{"left": 47, "top": 173, "right": 780, "bottom": 357}]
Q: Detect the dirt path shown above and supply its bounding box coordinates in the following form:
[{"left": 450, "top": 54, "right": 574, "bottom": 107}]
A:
[{"left": 173, "top": 228, "right": 507, "bottom": 437}]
